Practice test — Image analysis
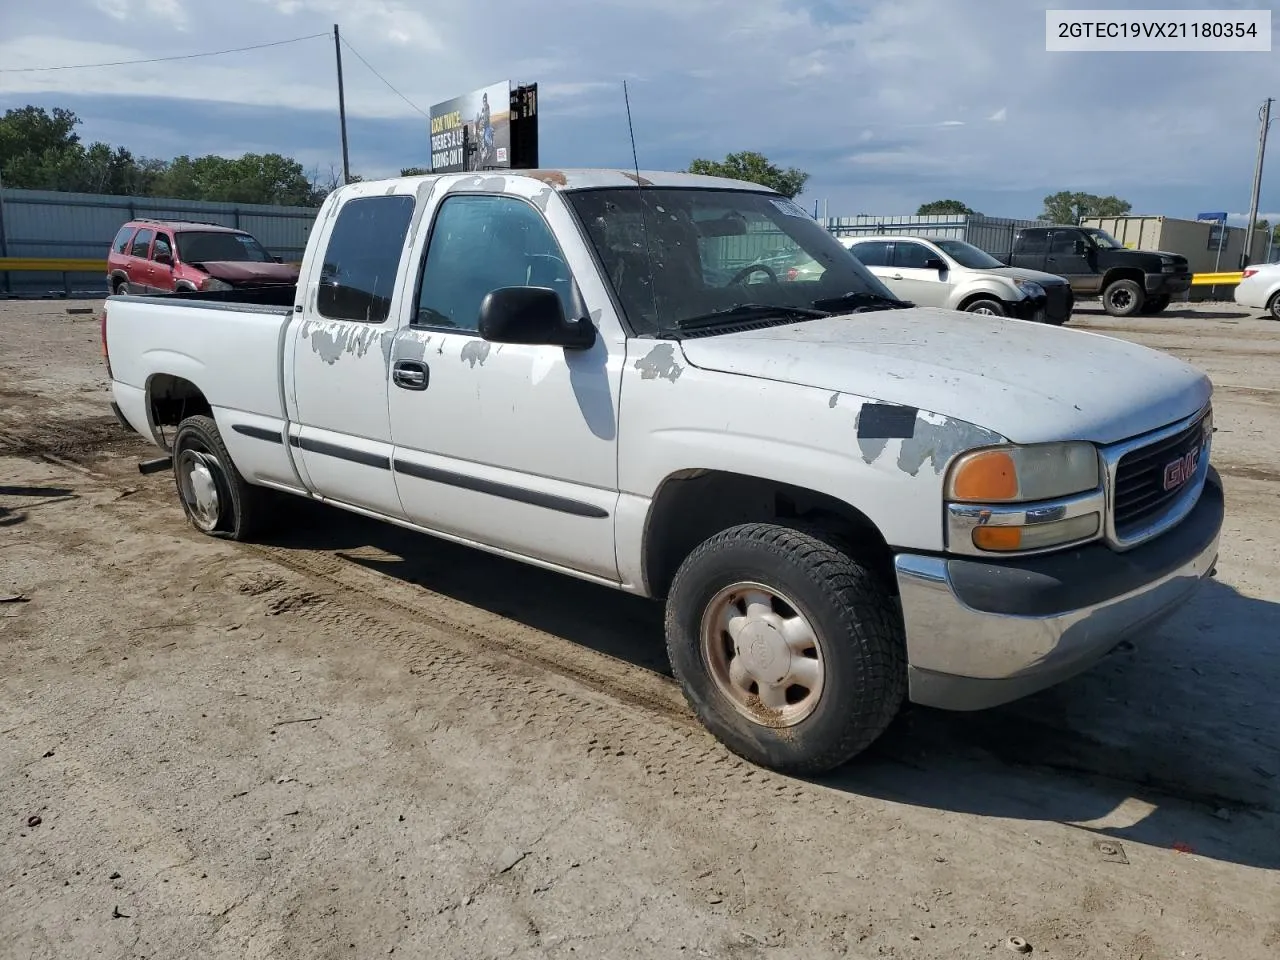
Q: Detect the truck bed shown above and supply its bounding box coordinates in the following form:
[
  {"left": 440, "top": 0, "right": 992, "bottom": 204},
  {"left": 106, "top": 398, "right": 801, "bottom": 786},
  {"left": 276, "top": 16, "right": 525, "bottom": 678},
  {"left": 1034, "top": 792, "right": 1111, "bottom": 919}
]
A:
[{"left": 111, "top": 284, "right": 297, "bottom": 315}]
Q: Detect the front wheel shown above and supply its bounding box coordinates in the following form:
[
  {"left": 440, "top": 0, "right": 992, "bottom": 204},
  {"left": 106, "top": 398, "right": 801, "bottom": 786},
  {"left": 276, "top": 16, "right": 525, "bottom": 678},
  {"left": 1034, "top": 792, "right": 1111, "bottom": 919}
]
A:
[
  {"left": 962, "top": 298, "right": 1006, "bottom": 316},
  {"left": 171, "top": 415, "right": 271, "bottom": 541},
  {"left": 1268, "top": 292, "right": 1280, "bottom": 321},
  {"left": 664, "top": 522, "right": 907, "bottom": 774},
  {"left": 1103, "top": 278, "right": 1145, "bottom": 317}
]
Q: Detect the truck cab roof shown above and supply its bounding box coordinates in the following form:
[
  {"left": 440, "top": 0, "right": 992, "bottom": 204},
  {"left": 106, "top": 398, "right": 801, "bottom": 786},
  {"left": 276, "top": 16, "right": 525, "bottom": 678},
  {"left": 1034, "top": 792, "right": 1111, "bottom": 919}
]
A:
[{"left": 351, "top": 169, "right": 780, "bottom": 195}]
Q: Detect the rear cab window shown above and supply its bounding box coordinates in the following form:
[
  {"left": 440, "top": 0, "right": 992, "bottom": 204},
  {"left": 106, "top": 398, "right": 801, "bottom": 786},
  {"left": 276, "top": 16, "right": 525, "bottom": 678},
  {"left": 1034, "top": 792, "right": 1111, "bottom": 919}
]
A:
[
  {"left": 848, "top": 240, "right": 892, "bottom": 267},
  {"left": 316, "top": 194, "right": 416, "bottom": 323},
  {"left": 129, "top": 229, "right": 155, "bottom": 258},
  {"left": 111, "top": 225, "right": 136, "bottom": 254}
]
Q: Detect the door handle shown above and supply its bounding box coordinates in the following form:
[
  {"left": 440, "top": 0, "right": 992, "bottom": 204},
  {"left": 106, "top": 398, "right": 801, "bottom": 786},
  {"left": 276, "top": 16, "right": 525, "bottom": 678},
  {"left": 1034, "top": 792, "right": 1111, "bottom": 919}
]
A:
[
  {"left": 891, "top": 273, "right": 904, "bottom": 280},
  {"left": 392, "top": 359, "right": 429, "bottom": 391}
]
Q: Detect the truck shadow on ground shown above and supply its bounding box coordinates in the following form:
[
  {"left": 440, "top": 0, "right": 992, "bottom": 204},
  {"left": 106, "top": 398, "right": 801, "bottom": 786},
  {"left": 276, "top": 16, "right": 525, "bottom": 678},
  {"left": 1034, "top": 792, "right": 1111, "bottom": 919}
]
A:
[
  {"left": 0, "top": 484, "right": 77, "bottom": 528},
  {"left": 264, "top": 502, "right": 1278, "bottom": 871}
]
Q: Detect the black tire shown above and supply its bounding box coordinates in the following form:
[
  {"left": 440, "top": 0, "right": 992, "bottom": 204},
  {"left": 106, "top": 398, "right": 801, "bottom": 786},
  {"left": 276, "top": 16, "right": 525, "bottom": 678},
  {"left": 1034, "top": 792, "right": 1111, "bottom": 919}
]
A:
[
  {"left": 664, "top": 522, "right": 907, "bottom": 775},
  {"left": 962, "top": 298, "right": 1006, "bottom": 316},
  {"left": 113, "top": 279, "right": 129, "bottom": 296},
  {"left": 1268, "top": 292, "right": 1280, "bottom": 322},
  {"left": 1139, "top": 294, "right": 1171, "bottom": 315},
  {"left": 171, "top": 414, "right": 271, "bottom": 541},
  {"left": 1102, "top": 278, "right": 1145, "bottom": 317}
]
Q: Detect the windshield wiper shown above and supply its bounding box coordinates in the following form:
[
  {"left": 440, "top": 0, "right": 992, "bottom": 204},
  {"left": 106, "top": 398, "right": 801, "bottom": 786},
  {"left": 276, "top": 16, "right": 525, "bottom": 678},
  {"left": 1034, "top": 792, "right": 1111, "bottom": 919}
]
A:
[
  {"left": 811, "top": 291, "right": 913, "bottom": 313},
  {"left": 674, "top": 303, "right": 830, "bottom": 331}
]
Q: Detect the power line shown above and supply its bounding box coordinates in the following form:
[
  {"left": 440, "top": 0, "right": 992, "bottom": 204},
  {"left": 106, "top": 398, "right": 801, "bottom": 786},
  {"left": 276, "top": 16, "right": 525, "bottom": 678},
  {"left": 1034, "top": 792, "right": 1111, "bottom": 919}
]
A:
[
  {"left": 0, "top": 33, "right": 330, "bottom": 73},
  {"left": 339, "top": 37, "right": 429, "bottom": 118}
]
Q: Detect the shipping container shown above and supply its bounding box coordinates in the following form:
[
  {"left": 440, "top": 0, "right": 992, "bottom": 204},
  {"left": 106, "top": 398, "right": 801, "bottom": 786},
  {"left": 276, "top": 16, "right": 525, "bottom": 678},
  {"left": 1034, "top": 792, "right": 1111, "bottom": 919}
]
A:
[{"left": 1082, "top": 215, "right": 1271, "bottom": 300}]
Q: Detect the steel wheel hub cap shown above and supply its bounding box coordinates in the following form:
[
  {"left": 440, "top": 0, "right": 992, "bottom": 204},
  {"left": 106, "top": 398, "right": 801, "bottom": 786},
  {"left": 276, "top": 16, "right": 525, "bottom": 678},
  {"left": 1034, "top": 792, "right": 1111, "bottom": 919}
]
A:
[
  {"left": 178, "top": 450, "right": 221, "bottom": 531},
  {"left": 701, "top": 582, "right": 826, "bottom": 728}
]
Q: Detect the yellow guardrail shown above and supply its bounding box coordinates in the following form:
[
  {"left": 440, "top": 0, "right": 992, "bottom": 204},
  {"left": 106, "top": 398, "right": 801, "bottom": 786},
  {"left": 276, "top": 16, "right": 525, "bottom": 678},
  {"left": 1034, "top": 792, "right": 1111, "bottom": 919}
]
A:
[
  {"left": 1190, "top": 271, "right": 1244, "bottom": 286},
  {"left": 0, "top": 257, "right": 105, "bottom": 272}
]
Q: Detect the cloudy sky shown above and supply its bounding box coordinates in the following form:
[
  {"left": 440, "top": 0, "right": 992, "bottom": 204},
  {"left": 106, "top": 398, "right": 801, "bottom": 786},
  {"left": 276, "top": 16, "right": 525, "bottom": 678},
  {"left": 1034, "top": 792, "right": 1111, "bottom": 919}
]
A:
[{"left": 0, "top": 0, "right": 1276, "bottom": 222}]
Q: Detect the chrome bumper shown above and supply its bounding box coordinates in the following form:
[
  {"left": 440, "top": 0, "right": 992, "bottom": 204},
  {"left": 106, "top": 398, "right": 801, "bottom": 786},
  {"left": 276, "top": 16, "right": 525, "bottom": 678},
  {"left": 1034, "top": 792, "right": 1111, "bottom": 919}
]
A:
[{"left": 895, "top": 471, "right": 1223, "bottom": 711}]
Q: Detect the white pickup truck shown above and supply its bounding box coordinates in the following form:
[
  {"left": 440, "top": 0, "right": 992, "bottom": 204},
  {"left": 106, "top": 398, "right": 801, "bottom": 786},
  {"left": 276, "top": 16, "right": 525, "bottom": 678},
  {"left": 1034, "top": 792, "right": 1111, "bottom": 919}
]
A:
[{"left": 102, "top": 169, "right": 1223, "bottom": 774}]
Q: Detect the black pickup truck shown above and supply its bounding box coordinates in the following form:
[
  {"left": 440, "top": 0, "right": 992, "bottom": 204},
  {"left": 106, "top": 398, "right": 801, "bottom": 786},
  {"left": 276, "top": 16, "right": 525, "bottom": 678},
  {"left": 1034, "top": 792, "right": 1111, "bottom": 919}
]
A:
[{"left": 1001, "top": 225, "right": 1191, "bottom": 317}]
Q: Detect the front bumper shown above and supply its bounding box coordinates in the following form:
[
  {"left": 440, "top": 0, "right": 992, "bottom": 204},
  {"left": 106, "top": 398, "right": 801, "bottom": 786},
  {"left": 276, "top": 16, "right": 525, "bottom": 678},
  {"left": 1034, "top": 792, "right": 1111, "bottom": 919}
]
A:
[
  {"left": 1148, "top": 271, "right": 1192, "bottom": 295},
  {"left": 894, "top": 468, "right": 1223, "bottom": 711},
  {"left": 1008, "top": 292, "right": 1049, "bottom": 322}
]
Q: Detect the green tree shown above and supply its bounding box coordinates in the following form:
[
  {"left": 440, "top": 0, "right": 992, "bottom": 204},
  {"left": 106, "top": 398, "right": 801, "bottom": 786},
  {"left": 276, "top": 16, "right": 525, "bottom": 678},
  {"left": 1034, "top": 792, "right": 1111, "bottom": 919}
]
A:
[
  {"left": 686, "top": 151, "right": 810, "bottom": 198},
  {"left": 1040, "top": 190, "right": 1132, "bottom": 224},
  {"left": 916, "top": 199, "right": 978, "bottom": 216},
  {"left": 151, "top": 153, "right": 313, "bottom": 206},
  {"left": 400, "top": 166, "right": 431, "bottom": 176}
]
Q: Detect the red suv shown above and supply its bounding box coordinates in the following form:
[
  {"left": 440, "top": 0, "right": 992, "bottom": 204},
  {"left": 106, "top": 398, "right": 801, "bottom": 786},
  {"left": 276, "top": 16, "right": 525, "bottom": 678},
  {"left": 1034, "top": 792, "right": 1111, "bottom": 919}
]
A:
[{"left": 106, "top": 219, "right": 300, "bottom": 295}]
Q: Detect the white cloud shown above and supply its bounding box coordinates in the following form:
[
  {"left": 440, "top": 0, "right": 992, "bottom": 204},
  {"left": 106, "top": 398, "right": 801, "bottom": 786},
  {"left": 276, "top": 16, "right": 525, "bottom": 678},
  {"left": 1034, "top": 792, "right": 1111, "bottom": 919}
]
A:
[{"left": 0, "top": 0, "right": 1274, "bottom": 217}]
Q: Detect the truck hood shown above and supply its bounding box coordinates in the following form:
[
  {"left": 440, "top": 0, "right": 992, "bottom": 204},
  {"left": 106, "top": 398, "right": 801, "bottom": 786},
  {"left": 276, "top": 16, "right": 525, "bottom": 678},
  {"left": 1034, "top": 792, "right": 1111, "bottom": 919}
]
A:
[
  {"left": 676, "top": 308, "right": 1211, "bottom": 446},
  {"left": 978, "top": 265, "right": 1072, "bottom": 286},
  {"left": 195, "top": 260, "right": 300, "bottom": 286}
]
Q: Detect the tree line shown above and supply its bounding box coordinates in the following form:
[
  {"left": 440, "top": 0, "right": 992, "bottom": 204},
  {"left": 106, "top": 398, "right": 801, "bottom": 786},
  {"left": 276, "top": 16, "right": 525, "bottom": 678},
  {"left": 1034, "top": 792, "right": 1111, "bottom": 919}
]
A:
[
  {"left": 0, "top": 105, "right": 364, "bottom": 207},
  {"left": 4, "top": 107, "right": 1273, "bottom": 242}
]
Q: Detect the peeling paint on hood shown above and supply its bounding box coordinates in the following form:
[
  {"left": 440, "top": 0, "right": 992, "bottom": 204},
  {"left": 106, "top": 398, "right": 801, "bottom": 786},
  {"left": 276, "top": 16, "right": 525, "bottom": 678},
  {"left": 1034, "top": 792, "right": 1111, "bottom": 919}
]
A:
[{"left": 677, "top": 308, "right": 1212, "bottom": 446}]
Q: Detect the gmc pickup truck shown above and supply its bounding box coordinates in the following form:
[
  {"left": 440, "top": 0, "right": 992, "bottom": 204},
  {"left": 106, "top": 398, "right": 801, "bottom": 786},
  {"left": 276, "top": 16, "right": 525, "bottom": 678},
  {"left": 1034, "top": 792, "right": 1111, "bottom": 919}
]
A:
[
  {"left": 102, "top": 170, "right": 1223, "bottom": 775},
  {"left": 1002, "top": 225, "right": 1192, "bottom": 317}
]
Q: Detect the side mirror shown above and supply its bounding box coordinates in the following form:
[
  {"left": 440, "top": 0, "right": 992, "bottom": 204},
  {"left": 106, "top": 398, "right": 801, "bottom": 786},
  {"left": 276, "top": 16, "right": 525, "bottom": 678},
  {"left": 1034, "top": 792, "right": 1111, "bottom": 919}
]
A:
[
  {"left": 924, "top": 257, "right": 947, "bottom": 271},
  {"left": 272, "top": 255, "right": 282, "bottom": 263},
  {"left": 1074, "top": 240, "right": 1089, "bottom": 255},
  {"left": 478, "top": 286, "right": 596, "bottom": 350},
  {"left": 154, "top": 251, "right": 172, "bottom": 266}
]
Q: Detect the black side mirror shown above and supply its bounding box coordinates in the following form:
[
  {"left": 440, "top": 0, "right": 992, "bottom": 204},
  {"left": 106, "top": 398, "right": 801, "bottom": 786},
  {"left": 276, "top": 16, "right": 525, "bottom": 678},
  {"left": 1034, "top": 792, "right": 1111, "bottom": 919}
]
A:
[
  {"left": 272, "top": 255, "right": 282, "bottom": 263},
  {"left": 478, "top": 286, "right": 595, "bottom": 350},
  {"left": 924, "top": 257, "right": 946, "bottom": 271},
  {"left": 154, "top": 251, "right": 172, "bottom": 266},
  {"left": 1074, "top": 240, "right": 1089, "bottom": 255}
]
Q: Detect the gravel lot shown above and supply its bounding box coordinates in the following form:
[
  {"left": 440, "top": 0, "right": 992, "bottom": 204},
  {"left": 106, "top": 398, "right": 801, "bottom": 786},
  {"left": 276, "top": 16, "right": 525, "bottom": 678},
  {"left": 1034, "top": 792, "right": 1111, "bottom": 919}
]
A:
[{"left": 2, "top": 297, "right": 1278, "bottom": 960}]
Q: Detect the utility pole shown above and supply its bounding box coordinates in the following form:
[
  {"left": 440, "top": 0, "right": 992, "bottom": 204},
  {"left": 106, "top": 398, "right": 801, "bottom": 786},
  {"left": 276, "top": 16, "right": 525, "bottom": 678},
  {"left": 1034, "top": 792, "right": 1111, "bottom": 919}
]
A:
[
  {"left": 1242, "top": 97, "right": 1272, "bottom": 269},
  {"left": 333, "top": 24, "right": 351, "bottom": 185}
]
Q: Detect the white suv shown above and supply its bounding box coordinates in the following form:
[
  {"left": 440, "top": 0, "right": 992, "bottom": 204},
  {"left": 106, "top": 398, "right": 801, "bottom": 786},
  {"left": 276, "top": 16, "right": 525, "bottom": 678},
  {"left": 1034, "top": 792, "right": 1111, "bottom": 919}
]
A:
[{"left": 842, "top": 235, "right": 1074, "bottom": 324}]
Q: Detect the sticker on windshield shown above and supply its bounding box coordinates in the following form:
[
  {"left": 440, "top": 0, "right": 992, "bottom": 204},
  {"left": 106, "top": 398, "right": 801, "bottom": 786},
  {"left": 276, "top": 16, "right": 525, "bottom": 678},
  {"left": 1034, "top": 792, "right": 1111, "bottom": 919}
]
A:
[{"left": 769, "top": 197, "right": 812, "bottom": 219}]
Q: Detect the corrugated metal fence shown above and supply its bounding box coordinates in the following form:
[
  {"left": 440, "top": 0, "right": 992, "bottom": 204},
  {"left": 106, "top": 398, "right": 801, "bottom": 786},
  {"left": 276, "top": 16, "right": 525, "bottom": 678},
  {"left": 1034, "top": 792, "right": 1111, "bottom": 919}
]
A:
[
  {"left": 820, "top": 213, "right": 1050, "bottom": 259},
  {"left": 0, "top": 187, "right": 319, "bottom": 297}
]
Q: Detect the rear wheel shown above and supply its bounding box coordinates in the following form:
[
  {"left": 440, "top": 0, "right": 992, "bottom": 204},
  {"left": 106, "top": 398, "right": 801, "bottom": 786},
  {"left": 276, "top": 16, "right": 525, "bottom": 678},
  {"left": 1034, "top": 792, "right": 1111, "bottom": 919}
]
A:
[
  {"left": 1103, "top": 278, "right": 1145, "bottom": 317},
  {"left": 1268, "top": 292, "right": 1280, "bottom": 321},
  {"left": 1139, "top": 294, "right": 1171, "bottom": 315},
  {"left": 962, "top": 298, "right": 1006, "bottom": 316},
  {"left": 113, "top": 278, "right": 129, "bottom": 295},
  {"left": 664, "top": 522, "right": 907, "bottom": 774},
  {"left": 171, "top": 414, "right": 271, "bottom": 541}
]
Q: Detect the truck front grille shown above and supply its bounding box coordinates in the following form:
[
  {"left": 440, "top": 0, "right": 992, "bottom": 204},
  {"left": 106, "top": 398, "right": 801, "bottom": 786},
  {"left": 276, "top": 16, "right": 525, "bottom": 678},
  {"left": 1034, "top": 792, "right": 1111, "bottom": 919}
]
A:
[{"left": 1112, "top": 409, "right": 1209, "bottom": 539}]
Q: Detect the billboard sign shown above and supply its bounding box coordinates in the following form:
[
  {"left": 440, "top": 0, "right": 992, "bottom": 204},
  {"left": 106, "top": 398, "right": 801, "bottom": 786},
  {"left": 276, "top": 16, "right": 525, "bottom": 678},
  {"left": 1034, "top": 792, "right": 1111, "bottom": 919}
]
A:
[{"left": 429, "top": 80, "right": 512, "bottom": 173}]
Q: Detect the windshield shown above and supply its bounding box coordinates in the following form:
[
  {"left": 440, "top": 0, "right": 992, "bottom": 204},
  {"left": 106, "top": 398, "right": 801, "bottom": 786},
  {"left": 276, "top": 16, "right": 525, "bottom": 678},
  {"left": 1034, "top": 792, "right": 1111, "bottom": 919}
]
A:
[
  {"left": 176, "top": 230, "right": 273, "bottom": 263},
  {"left": 933, "top": 239, "right": 1005, "bottom": 270},
  {"left": 564, "top": 188, "right": 902, "bottom": 335},
  {"left": 1081, "top": 228, "right": 1125, "bottom": 250}
]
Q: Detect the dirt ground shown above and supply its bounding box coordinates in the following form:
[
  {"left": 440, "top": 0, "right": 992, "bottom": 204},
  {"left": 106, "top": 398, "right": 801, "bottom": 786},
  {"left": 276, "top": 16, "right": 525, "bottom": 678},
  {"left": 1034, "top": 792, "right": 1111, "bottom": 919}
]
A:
[{"left": 1, "top": 297, "right": 1278, "bottom": 960}]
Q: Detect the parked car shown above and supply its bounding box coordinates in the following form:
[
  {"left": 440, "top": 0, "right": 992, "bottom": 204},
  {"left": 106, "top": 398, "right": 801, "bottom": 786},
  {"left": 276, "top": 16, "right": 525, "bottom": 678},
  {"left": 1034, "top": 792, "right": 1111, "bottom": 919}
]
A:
[
  {"left": 106, "top": 219, "right": 300, "bottom": 296},
  {"left": 840, "top": 235, "right": 1074, "bottom": 324},
  {"left": 1233, "top": 262, "right": 1280, "bottom": 320},
  {"left": 1000, "top": 225, "right": 1191, "bottom": 317},
  {"left": 101, "top": 170, "right": 1221, "bottom": 775}
]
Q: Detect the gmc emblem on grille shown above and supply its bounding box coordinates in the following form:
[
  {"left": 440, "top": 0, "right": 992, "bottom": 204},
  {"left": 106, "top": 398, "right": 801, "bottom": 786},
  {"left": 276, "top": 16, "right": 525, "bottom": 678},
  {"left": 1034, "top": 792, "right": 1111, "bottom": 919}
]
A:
[{"left": 1163, "top": 448, "right": 1199, "bottom": 491}]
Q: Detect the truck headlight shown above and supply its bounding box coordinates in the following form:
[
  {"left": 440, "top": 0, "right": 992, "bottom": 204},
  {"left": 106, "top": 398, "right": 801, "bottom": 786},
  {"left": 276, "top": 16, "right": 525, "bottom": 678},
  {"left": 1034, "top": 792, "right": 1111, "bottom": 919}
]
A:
[{"left": 945, "top": 442, "right": 1104, "bottom": 555}]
